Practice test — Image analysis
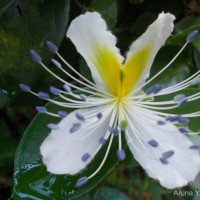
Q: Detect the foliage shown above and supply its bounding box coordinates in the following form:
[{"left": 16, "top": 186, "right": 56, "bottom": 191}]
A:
[{"left": 1, "top": 0, "right": 200, "bottom": 199}]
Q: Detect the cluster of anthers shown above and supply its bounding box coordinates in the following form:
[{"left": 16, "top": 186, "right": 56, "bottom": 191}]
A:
[{"left": 20, "top": 12, "right": 200, "bottom": 189}]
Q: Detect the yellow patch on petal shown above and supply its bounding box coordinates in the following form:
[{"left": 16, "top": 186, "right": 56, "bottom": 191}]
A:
[
  {"left": 91, "top": 44, "right": 121, "bottom": 96},
  {"left": 90, "top": 44, "right": 153, "bottom": 97},
  {"left": 121, "top": 45, "right": 152, "bottom": 96}
]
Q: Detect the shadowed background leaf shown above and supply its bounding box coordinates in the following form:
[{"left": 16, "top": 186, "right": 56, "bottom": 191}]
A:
[{"left": 0, "top": 0, "right": 70, "bottom": 108}]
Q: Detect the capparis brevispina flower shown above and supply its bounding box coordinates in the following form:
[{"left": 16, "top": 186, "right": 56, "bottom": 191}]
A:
[{"left": 20, "top": 12, "right": 200, "bottom": 189}]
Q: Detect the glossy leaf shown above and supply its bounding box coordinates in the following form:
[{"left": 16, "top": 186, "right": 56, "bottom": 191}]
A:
[
  {"left": 167, "top": 16, "right": 200, "bottom": 46},
  {"left": 12, "top": 97, "right": 119, "bottom": 200},
  {"left": 0, "top": 0, "right": 70, "bottom": 107}
]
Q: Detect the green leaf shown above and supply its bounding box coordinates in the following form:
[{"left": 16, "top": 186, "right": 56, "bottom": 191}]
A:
[
  {"left": 149, "top": 179, "right": 162, "bottom": 200},
  {"left": 92, "top": 186, "right": 129, "bottom": 200},
  {"left": 90, "top": 0, "right": 117, "bottom": 29},
  {"left": 12, "top": 98, "right": 119, "bottom": 200},
  {"left": 79, "top": 58, "right": 93, "bottom": 82},
  {"left": 167, "top": 16, "right": 200, "bottom": 46},
  {"left": 0, "top": 0, "right": 70, "bottom": 107},
  {"left": 148, "top": 45, "right": 196, "bottom": 87}
]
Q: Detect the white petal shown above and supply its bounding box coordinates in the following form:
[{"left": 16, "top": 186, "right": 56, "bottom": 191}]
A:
[
  {"left": 122, "top": 13, "right": 175, "bottom": 94},
  {"left": 124, "top": 106, "right": 200, "bottom": 189},
  {"left": 40, "top": 105, "right": 114, "bottom": 175},
  {"left": 67, "top": 12, "right": 124, "bottom": 95}
]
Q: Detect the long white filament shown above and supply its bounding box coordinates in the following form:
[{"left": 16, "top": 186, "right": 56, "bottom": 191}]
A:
[{"left": 132, "top": 42, "right": 188, "bottom": 96}]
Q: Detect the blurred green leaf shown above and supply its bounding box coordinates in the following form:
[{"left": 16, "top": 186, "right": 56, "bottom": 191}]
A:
[
  {"left": 167, "top": 16, "right": 200, "bottom": 46},
  {"left": 90, "top": 0, "right": 117, "bottom": 29},
  {"left": 147, "top": 45, "right": 195, "bottom": 87},
  {"left": 79, "top": 58, "right": 93, "bottom": 82},
  {"left": 0, "top": 0, "right": 70, "bottom": 107},
  {"left": 149, "top": 180, "right": 162, "bottom": 200},
  {"left": 92, "top": 186, "right": 129, "bottom": 200},
  {"left": 0, "top": 117, "right": 18, "bottom": 172},
  {"left": 0, "top": 90, "right": 9, "bottom": 108},
  {"left": 0, "top": 137, "right": 17, "bottom": 173},
  {"left": 12, "top": 96, "right": 119, "bottom": 200}
]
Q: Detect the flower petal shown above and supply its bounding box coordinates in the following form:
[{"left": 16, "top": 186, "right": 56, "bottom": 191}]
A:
[
  {"left": 122, "top": 13, "right": 175, "bottom": 95},
  {"left": 40, "top": 105, "right": 114, "bottom": 175},
  {"left": 67, "top": 12, "right": 124, "bottom": 95},
  {"left": 124, "top": 106, "right": 200, "bottom": 189}
]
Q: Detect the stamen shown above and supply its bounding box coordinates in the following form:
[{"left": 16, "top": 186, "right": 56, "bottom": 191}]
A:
[
  {"left": 96, "top": 112, "right": 103, "bottom": 119},
  {"left": 133, "top": 41, "right": 188, "bottom": 95},
  {"left": 160, "top": 157, "right": 168, "bottom": 165},
  {"left": 81, "top": 153, "right": 91, "bottom": 162},
  {"left": 189, "top": 145, "right": 200, "bottom": 150},
  {"left": 166, "top": 115, "right": 181, "bottom": 122},
  {"left": 57, "top": 111, "right": 68, "bottom": 118},
  {"left": 162, "top": 150, "right": 174, "bottom": 158},
  {"left": 108, "top": 127, "right": 119, "bottom": 135},
  {"left": 164, "top": 115, "right": 190, "bottom": 124},
  {"left": 75, "top": 177, "right": 88, "bottom": 188},
  {"left": 117, "top": 149, "right": 126, "bottom": 160},
  {"left": 99, "top": 137, "right": 106, "bottom": 145},
  {"left": 186, "top": 30, "right": 199, "bottom": 42},
  {"left": 157, "top": 120, "right": 166, "bottom": 125},
  {"left": 69, "top": 122, "right": 81, "bottom": 133},
  {"left": 179, "top": 127, "right": 189, "bottom": 134},
  {"left": 30, "top": 50, "right": 42, "bottom": 64},
  {"left": 38, "top": 91, "right": 50, "bottom": 100},
  {"left": 145, "top": 84, "right": 161, "bottom": 95},
  {"left": 76, "top": 113, "right": 85, "bottom": 121},
  {"left": 36, "top": 106, "right": 47, "bottom": 113},
  {"left": 154, "top": 84, "right": 165, "bottom": 94},
  {"left": 47, "top": 47, "right": 113, "bottom": 97},
  {"left": 63, "top": 84, "right": 71, "bottom": 93},
  {"left": 178, "top": 116, "right": 189, "bottom": 124},
  {"left": 35, "top": 106, "right": 60, "bottom": 117},
  {"left": 87, "top": 134, "right": 114, "bottom": 180},
  {"left": 51, "top": 59, "right": 62, "bottom": 69},
  {"left": 178, "top": 97, "right": 188, "bottom": 107},
  {"left": 38, "top": 55, "right": 112, "bottom": 98},
  {"left": 174, "top": 94, "right": 186, "bottom": 102},
  {"left": 19, "top": 83, "right": 31, "bottom": 92},
  {"left": 56, "top": 52, "right": 113, "bottom": 97},
  {"left": 50, "top": 86, "right": 61, "bottom": 96},
  {"left": 46, "top": 41, "right": 58, "bottom": 53},
  {"left": 47, "top": 123, "right": 59, "bottom": 130},
  {"left": 148, "top": 139, "right": 159, "bottom": 147},
  {"left": 155, "top": 70, "right": 200, "bottom": 96},
  {"left": 191, "top": 77, "right": 200, "bottom": 85},
  {"left": 80, "top": 94, "right": 87, "bottom": 101}
]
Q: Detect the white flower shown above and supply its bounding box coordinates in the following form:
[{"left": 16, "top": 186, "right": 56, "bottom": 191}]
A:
[{"left": 20, "top": 12, "right": 200, "bottom": 189}]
